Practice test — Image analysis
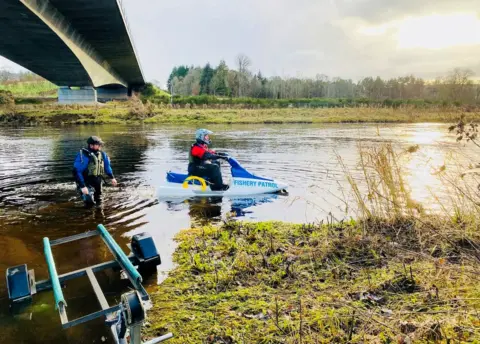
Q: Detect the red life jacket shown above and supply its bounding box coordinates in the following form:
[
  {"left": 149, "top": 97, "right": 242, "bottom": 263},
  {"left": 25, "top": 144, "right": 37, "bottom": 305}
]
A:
[{"left": 189, "top": 143, "right": 215, "bottom": 165}]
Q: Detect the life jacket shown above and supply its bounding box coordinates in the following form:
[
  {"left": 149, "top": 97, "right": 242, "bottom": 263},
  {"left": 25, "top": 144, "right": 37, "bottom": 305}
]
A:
[
  {"left": 80, "top": 148, "right": 106, "bottom": 177},
  {"left": 188, "top": 143, "right": 206, "bottom": 165}
]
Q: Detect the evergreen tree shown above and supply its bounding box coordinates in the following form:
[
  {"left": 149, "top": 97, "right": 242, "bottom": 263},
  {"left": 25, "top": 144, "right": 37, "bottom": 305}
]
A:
[
  {"left": 199, "top": 63, "right": 214, "bottom": 95},
  {"left": 210, "top": 60, "right": 229, "bottom": 96}
]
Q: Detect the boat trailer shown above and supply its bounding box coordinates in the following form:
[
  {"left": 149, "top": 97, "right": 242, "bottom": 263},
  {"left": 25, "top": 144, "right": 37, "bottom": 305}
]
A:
[{"left": 5, "top": 224, "right": 173, "bottom": 344}]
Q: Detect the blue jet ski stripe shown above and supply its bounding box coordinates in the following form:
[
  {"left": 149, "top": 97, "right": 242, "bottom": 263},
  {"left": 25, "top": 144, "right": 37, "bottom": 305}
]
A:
[
  {"left": 167, "top": 172, "right": 205, "bottom": 184},
  {"left": 228, "top": 158, "right": 273, "bottom": 181},
  {"left": 231, "top": 168, "right": 273, "bottom": 181}
]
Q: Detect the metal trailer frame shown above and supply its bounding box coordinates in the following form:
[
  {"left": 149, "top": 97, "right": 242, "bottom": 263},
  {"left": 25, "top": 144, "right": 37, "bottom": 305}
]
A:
[{"left": 6, "top": 224, "right": 173, "bottom": 344}]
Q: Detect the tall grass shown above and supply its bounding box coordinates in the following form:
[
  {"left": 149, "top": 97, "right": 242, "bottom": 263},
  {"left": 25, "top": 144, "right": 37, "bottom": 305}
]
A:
[
  {"left": 338, "top": 143, "right": 424, "bottom": 220},
  {"left": 338, "top": 140, "right": 480, "bottom": 242}
]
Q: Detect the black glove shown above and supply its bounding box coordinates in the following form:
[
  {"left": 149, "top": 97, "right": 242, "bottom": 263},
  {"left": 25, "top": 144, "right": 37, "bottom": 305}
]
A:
[{"left": 216, "top": 152, "right": 229, "bottom": 159}]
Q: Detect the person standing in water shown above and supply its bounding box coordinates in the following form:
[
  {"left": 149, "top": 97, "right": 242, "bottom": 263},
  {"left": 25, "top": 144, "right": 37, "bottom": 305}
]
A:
[{"left": 73, "top": 136, "right": 117, "bottom": 206}]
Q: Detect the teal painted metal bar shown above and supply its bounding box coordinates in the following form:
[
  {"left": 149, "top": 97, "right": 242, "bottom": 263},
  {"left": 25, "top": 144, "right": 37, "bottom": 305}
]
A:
[
  {"left": 96, "top": 224, "right": 142, "bottom": 289},
  {"left": 43, "top": 237, "right": 66, "bottom": 309}
]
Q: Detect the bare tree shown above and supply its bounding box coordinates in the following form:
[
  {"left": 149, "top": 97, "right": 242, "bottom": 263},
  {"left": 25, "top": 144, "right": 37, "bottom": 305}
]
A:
[
  {"left": 172, "top": 68, "right": 202, "bottom": 96},
  {"left": 0, "top": 67, "right": 13, "bottom": 83},
  {"left": 443, "top": 68, "right": 475, "bottom": 103},
  {"left": 236, "top": 54, "right": 251, "bottom": 74},
  {"left": 475, "top": 84, "right": 480, "bottom": 103},
  {"left": 236, "top": 54, "right": 251, "bottom": 97}
]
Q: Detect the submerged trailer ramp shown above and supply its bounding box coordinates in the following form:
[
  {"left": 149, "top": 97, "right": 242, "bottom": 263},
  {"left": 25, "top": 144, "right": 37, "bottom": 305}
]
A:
[{"left": 6, "top": 224, "right": 173, "bottom": 344}]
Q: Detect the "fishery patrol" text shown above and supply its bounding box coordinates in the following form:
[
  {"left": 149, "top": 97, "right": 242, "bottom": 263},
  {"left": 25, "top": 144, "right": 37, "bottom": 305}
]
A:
[{"left": 233, "top": 180, "right": 278, "bottom": 188}]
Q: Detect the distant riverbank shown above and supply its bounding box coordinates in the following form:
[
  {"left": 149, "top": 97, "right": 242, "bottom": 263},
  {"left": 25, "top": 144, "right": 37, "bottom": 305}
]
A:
[{"left": 0, "top": 104, "right": 477, "bottom": 125}]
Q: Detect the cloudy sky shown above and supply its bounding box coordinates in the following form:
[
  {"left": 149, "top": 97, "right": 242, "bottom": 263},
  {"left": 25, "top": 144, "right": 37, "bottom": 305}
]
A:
[{"left": 1, "top": 0, "right": 479, "bottom": 85}]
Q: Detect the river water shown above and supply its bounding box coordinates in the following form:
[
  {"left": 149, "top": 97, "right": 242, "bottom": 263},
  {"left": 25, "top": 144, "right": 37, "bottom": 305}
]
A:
[{"left": 0, "top": 123, "right": 478, "bottom": 343}]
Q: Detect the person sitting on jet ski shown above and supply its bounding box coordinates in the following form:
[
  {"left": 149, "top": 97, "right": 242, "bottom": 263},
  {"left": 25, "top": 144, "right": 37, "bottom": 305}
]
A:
[
  {"left": 73, "top": 136, "right": 118, "bottom": 206},
  {"left": 188, "top": 129, "right": 229, "bottom": 191}
]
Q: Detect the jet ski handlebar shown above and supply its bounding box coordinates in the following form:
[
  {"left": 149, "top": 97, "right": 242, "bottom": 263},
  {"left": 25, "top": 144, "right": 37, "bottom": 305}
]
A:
[{"left": 212, "top": 154, "right": 243, "bottom": 170}]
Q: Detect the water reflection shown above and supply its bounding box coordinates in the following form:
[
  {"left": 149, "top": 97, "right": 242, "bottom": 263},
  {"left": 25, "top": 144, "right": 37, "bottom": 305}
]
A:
[
  {"left": 407, "top": 123, "right": 444, "bottom": 145},
  {"left": 161, "top": 193, "right": 282, "bottom": 225},
  {"left": 230, "top": 194, "right": 279, "bottom": 217},
  {"left": 401, "top": 125, "right": 471, "bottom": 210},
  {"left": 188, "top": 197, "right": 223, "bottom": 225}
]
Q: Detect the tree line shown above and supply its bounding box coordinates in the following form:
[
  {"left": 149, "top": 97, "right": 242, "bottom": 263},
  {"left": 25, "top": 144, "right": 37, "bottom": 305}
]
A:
[
  {"left": 167, "top": 55, "right": 479, "bottom": 105},
  {"left": 0, "top": 68, "right": 44, "bottom": 83}
]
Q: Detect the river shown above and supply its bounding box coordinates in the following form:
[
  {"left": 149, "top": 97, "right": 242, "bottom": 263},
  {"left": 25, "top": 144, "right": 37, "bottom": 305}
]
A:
[{"left": 0, "top": 123, "right": 478, "bottom": 343}]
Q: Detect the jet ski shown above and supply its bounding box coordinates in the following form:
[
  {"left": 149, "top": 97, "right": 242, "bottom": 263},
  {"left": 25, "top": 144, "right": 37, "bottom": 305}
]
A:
[{"left": 157, "top": 157, "right": 288, "bottom": 198}]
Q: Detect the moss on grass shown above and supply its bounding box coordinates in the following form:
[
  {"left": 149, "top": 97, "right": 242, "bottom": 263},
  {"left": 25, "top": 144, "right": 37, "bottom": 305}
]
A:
[{"left": 145, "top": 219, "right": 480, "bottom": 343}]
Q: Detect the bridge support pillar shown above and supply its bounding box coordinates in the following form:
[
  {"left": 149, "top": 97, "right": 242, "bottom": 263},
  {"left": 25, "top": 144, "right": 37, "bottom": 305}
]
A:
[
  {"left": 58, "top": 87, "right": 97, "bottom": 104},
  {"left": 96, "top": 87, "right": 129, "bottom": 102}
]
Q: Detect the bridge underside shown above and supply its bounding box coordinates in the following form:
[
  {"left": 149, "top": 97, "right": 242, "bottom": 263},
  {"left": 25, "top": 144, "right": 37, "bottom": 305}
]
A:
[{"left": 0, "top": 0, "right": 144, "bottom": 90}]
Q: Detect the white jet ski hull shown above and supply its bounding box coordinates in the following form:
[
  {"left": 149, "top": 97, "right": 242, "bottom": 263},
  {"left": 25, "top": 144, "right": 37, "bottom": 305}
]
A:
[
  {"left": 157, "top": 157, "right": 288, "bottom": 199},
  {"left": 157, "top": 177, "right": 288, "bottom": 198}
]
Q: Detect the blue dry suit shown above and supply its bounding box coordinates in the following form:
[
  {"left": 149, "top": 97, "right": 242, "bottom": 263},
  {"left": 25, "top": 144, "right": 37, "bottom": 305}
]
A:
[
  {"left": 73, "top": 148, "right": 114, "bottom": 205},
  {"left": 73, "top": 149, "right": 114, "bottom": 188}
]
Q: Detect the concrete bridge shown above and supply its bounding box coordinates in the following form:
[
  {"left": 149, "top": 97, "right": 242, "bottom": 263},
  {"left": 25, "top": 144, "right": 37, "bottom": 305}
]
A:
[{"left": 0, "top": 0, "right": 145, "bottom": 103}]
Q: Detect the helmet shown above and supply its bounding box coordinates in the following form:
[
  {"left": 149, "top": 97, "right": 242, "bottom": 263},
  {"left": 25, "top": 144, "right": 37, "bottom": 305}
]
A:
[
  {"left": 195, "top": 129, "right": 213, "bottom": 145},
  {"left": 87, "top": 136, "right": 104, "bottom": 145}
]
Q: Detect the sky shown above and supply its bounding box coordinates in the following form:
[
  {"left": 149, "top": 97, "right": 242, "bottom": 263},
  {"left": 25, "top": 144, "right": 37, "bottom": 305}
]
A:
[{"left": 1, "top": 0, "right": 479, "bottom": 86}]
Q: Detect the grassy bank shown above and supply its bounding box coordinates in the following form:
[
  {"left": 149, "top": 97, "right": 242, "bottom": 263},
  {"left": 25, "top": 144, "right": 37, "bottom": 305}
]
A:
[
  {"left": 1, "top": 104, "right": 480, "bottom": 125},
  {"left": 144, "top": 142, "right": 480, "bottom": 343},
  {"left": 146, "top": 218, "right": 480, "bottom": 343}
]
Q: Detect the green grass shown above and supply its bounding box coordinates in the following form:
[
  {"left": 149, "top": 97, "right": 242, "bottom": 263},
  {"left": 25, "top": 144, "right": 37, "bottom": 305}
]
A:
[
  {"left": 146, "top": 219, "right": 480, "bottom": 343},
  {"left": 1, "top": 104, "right": 480, "bottom": 125},
  {"left": 0, "top": 81, "right": 57, "bottom": 97},
  {"left": 144, "top": 141, "right": 480, "bottom": 343}
]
